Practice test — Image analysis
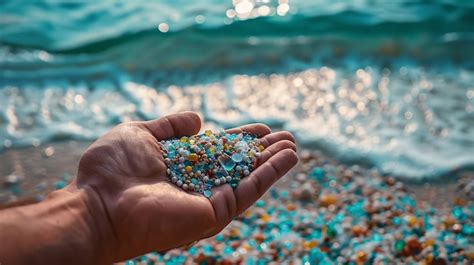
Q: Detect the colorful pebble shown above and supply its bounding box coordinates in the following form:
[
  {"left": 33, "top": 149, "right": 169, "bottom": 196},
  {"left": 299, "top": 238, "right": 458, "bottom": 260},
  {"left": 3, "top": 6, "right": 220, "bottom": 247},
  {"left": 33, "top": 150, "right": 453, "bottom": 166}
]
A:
[
  {"left": 160, "top": 130, "right": 261, "bottom": 196},
  {"left": 128, "top": 151, "right": 473, "bottom": 264}
]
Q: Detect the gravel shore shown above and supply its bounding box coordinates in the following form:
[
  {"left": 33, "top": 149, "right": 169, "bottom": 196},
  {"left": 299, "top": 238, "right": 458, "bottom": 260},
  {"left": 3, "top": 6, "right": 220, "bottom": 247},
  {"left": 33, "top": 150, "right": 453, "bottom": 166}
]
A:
[{"left": 1, "top": 141, "right": 473, "bottom": 263}]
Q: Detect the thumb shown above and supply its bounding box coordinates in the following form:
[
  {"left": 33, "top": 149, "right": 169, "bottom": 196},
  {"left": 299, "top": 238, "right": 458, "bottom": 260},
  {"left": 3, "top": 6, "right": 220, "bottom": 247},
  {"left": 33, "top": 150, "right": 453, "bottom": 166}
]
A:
[{"left": 142, "top": 112, "right": 202, "bottom": 140}]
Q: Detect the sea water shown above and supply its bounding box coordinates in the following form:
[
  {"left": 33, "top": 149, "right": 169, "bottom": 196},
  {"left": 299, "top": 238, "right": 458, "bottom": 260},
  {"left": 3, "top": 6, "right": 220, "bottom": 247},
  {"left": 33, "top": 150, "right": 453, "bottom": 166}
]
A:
[{"left": 0, "top": 0, "right": 473, "bottom": 180}]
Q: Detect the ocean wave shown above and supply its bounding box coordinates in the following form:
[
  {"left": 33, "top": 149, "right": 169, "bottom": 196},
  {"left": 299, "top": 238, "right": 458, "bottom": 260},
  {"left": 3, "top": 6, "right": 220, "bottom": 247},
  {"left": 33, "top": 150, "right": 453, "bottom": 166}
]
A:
[
  {"left": 1, "top": 0, "right": 473, "bottom": 53},
  {"left": 0, "top": 0, "right": 473, "bottom": 180},
  {"left": 1, "top": 60, "right": 473, "bottom": 180},
  {"left": 1, "top": 0, "right": 473, "bottom": 75}
]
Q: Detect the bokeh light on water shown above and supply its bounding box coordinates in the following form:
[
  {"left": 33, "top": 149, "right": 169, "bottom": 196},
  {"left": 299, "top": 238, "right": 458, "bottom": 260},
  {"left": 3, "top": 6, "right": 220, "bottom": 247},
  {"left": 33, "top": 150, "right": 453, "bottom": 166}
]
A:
[{"left": 1, "top": 62, "right": 472, "bottom": 179}]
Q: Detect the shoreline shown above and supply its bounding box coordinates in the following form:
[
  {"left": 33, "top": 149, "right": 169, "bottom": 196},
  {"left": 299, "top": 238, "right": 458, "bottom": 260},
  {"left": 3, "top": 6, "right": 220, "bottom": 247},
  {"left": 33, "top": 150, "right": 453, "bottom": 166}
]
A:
[{"left": 1, "top": 140, "right": 472, "bottom": 211}]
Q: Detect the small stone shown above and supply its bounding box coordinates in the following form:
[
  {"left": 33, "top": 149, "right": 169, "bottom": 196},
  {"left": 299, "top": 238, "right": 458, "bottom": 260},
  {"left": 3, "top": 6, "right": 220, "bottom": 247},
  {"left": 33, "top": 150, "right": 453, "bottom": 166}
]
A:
[
  {"left": 319, "top": 194, "right": 338, "bottom": 207},
  {"left": 356, "top": 251, "right": 367, "bottom": 263},
  {"left": 286, "top": 203, "right": 296, "bottom": 211},
  {"left": 303, "top": 240, "right": 318, "bottom": 250},
  {"left": 160, "top": 131, "right": 261, "bottom": 196},
  {"left": 230, "top": 179, "right": 239, "bottom": 189},
  {"left": 406, "top": 215, "right": 417, "bottom": 227},
  {"left": 4, "top": 174, "right": 23, "bottom": 186},
  {"left": 235, "top": 141, "right": 249, "bottom": 152},
  {"left": 326, "top": 225, "right": 337, "bottom": 238},
  {"left": 43, "top": 146, "right": 55, "bottom": 157},
  {"left": 297, "top": 185, "right": 314, "bottom": 201},
  {"left": 406, "top": 238, "right": 422, "bottom": 255},
  {"left": 452, "top": 223, "right": 462, "bottom": 233},
  {"left": 443, "top": 216, "right": 456, "bottom": 227},
  {"left": 218, "top": 154, "right": 236, "bottom": 171},
  {"left": 453, "top": 197, "right": 465, "bottom": 206},
  {"left": 188, "top": 153, "right": 199, "bottom": 162},
  {"left": 394, "top": 240, "right": 405, "bottom": 253},
  {"left": 423, "top": 238, "right": 435, "bottom": 248},
  {"left": 54, "top": 180, "right": 66, "bottom": 189},
  {"left": 310, "top": 167, "right": 325, "bottom": 182},
  {"left": 231, "top": 153, "right": 243, "bottom": 162},
  {"left": 352, "top": 225, "right": 366, "bottom": 237},
  {"left": 204, "top": 190, "right": 212, "bottom": 198},
  {"left": 452, "top": 206, "right": 467, "bottom": 220},
  {"left": 464, "top": 252, "right": 474, "bottom": 261}
]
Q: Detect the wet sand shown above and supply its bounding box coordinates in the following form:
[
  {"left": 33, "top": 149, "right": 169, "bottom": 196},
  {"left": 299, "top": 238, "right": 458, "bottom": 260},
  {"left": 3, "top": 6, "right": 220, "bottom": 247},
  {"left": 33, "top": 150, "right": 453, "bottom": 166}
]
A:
[{"left": 1, "top": 140, "right": 472, "bottom": 211}]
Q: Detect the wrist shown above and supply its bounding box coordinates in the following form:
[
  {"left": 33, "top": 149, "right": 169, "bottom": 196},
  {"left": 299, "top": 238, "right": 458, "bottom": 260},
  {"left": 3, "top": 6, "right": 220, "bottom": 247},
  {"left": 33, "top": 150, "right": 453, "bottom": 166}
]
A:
[{"left": 0, "top": 186, "right": 115, "bottom": 264}]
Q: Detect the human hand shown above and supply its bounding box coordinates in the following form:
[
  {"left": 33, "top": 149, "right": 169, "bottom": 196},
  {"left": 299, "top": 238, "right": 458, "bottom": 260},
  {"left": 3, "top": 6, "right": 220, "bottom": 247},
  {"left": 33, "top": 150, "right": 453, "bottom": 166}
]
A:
[{"left": 74, "top": 112, "right": 297, "bottom": 262}]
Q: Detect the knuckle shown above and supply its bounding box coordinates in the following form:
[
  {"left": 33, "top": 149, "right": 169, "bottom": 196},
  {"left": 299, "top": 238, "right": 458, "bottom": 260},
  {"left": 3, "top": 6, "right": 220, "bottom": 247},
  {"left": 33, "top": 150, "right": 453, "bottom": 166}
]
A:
[{"left": 117, "top": 121, "right": 141, "bottom": 130}]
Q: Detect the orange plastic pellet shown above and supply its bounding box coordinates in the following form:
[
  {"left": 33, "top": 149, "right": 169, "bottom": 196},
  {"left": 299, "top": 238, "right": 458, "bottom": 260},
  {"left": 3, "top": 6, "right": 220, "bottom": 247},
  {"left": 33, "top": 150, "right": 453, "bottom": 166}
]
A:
[
  {"left": 319, "top": 194, "right": 338, "bottom": 207},
  {"left": 188, "top": 153, "right": 199, "bottom": 162}
]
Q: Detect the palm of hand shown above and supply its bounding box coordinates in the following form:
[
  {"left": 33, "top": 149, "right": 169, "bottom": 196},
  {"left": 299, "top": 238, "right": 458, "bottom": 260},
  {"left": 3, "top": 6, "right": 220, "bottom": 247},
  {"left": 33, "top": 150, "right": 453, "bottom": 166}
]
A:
[{"left": 76, "top": 112, "right": 297, "bottom": 262}]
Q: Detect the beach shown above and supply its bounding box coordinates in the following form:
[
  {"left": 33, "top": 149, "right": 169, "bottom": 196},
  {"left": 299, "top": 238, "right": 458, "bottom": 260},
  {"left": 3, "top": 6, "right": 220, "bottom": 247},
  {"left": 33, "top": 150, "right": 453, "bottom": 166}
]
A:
[
  {"left": 1, "top": 0, "right": 474, "bottom": 263},
  {"left": 1, "top": 140, "right": 473, "bottom": 263}
]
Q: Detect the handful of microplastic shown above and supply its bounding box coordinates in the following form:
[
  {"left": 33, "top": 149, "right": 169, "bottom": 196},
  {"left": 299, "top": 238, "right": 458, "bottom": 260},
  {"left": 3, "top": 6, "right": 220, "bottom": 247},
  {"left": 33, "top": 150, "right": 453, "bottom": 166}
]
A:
[{"left": 160, "top": 130, "right": 264, "bottom": 198}]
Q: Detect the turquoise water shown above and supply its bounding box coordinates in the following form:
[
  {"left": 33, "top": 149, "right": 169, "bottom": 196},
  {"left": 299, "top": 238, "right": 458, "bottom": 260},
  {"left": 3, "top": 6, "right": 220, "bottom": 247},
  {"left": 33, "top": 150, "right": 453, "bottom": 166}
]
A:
[{"left": 1, "top": 0, "right": 473, "bottom": 179}]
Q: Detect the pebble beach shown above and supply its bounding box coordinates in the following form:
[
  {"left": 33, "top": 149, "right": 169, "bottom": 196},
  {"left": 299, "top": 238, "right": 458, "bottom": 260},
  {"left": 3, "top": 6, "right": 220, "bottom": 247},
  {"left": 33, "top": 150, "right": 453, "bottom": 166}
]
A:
[
  {"left": 130, "top": 152, "right": 473, "bottom": 264},
  {"left": 1, "top": 141, "right": 472, "bottom": 264}
]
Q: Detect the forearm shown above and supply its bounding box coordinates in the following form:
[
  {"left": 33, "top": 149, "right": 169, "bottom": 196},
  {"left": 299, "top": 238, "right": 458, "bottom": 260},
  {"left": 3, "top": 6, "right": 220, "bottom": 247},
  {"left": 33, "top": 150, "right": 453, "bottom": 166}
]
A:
[{"left": 0, "top": 188, "right": 114, "bottom": 265}]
